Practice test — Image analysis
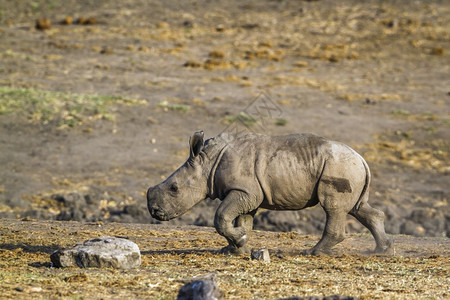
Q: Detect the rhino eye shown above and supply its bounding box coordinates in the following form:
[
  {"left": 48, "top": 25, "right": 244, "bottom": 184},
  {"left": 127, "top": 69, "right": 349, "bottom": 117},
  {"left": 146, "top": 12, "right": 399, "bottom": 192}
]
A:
[{"left": 169, "top": 183, "right": 178, "bottom": 193}]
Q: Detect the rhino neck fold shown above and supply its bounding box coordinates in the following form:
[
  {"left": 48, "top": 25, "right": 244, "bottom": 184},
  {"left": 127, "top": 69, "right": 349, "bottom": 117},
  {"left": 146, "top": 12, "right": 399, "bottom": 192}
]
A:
[{"left": 207, "top": 144, "right": 228, "bottom": 199}]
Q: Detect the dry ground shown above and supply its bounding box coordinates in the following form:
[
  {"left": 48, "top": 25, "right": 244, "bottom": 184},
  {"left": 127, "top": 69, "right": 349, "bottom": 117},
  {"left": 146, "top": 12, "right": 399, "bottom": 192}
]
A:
[{"left": 0, "top": 219, "right": 449, "bottom": 299}]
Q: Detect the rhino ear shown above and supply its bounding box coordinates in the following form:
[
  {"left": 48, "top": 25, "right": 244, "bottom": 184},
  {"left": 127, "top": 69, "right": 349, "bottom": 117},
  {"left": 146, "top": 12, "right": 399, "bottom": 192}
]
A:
[{"left": 189, "top": 130, "right": 204, "bottom": 158}]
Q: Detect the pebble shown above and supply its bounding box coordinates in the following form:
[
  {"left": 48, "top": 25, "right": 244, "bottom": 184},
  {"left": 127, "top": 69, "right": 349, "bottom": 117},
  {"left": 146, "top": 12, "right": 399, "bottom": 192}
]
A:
[
  {"left": 36, "top": 18, "right": 51, "bottom": 30},
  {"left": 61, "top": 16, "right": 73, "bottom": 25},
  {"left": 77, "top": 17, "right": 97, "bottom": 25},
  {"left": 251, "top": 248, "right": 270, "bottom": 262},
  {"left": 430, "top": 46, "right": 444, "bottom": 56}
]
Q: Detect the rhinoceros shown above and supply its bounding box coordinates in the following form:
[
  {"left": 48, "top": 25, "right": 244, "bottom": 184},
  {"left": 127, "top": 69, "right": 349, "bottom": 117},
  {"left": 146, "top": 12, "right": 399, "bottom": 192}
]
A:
[{"left": 147, "top": 131, "right": 393, "bottom": 255}]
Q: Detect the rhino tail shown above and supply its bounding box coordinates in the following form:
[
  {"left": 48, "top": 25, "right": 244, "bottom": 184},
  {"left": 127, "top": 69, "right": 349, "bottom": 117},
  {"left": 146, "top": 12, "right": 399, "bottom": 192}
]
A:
[{"left": 353, "top": 156, "right": 371, "bottom": 212}]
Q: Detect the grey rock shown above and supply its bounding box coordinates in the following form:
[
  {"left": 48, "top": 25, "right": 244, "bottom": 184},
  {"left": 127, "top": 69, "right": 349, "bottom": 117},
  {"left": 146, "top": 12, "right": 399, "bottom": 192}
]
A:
[
  {"left": 56, "top": 207, "right": 85, "bottom": 221},
  {"left": 400, "top": 221, "right": 425, "bottom": 237},
  {"left": 50, "top": 236, "right": 141, "bottom": 269},
  {"left": 52, "top": 193, "right": 87, "bottom": 208},
  {"left": 251, "top": 248, "right": 270, "bottom": 262},
  {"left": 177, "top": 273, "right": 221, "bottom": 300}
]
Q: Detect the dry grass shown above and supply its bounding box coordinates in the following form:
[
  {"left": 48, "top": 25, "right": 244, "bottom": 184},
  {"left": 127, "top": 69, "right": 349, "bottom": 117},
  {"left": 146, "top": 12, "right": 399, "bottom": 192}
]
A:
[{"left": 0, "top": 219, "right": 448, "bottom": 299}]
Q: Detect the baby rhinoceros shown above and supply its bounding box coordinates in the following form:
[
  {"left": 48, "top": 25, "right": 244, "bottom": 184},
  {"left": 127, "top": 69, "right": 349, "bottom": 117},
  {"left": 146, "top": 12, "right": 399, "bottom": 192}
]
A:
[{"left": 147, "top": 131, "right": 393, "bottom": 255}]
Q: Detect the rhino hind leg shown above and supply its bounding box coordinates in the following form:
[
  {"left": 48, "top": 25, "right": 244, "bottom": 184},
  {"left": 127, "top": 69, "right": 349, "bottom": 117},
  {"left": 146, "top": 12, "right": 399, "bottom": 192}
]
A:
[
  {"left": 349, "top": 202, "right": 393, "bottom": 253},
  {"left": 304, "top": 211, "right": 347, "bottom": 255}
]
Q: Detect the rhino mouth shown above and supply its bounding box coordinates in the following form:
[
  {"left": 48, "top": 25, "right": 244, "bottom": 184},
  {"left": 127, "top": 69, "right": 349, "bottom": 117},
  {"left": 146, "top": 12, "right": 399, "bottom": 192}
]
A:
[{"left": 149, "top": 207, "right": 170, "bottom": 221}]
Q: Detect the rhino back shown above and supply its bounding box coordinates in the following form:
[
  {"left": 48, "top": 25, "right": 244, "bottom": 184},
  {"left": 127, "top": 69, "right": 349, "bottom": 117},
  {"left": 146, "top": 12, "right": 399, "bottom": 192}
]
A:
[{"left": 213, "top": 133, "right": 331, "bottom": 209}]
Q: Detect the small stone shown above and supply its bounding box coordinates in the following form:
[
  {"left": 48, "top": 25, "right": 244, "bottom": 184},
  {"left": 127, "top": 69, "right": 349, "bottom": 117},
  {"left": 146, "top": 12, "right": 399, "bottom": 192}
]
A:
[
  {"left": 259, "top": 41, "right": 273, "bottom": 48},
  {"left": 365, "top": 98, "right": 376, "bottom": 105},
  {"left": 86, "top": 17, "right": 97, "bottom": 25},
  {"left": 64, "top": 273, "right": 88, "bottom": 282},
  {"left": 27, "top": 287, "right": 42, "bottom": 293},
  {"left": 251, "top": 248, "right": 270, "bottom": 262},
  {"left": 430, "top": 46, "right": 444, "bottom": 56},
  {"left": 77, "top": 17, "right": 97, "bottom": 25},
  {"left": 139, "top": 46, "right": 150, "bottom": 52},
  {"left": 77, "top": 17, "right": 87, "bottom": 25},
  {"left": 50, "top": 236, "right": 141, "bottom": 269},
  {"left": 61, "top": 16, "right": 73, "bottom": 25},
  {"left": 183, "top": 20, "right": 194, "bottom": 28},
  {"left": 347, "top": 51, "right": 359, "bottom": 60},
  {"left": 328, "top": 55, "right": 339, "bottom": 63},
  {"left": 100, "top": 47, "right": 113, "bottom": 54},
  {"left": 211, "top": 96, "right": 224, "bottom": 102},
  {"left": 293, "top": 61, "right": 309, "bottom": 68},
  {"left": 209, "top": 51, "right": 225, "bottom": 59},
  {"left": 177, "top": 273, "right": 222, "bottom": 300},
  {"left": 382, "top": 19, "right": 398, "bottom": 28},
  {"left": 183, "top": 61, "right": 202, "bottom": 68},
  {"left": 36, "top": 18, "right": 51, "bottom": 30},
  {"left": 215, "top": 25, "right": 225, "bottom": 32},
  {"left": 156, "top": 21, "right": 169, "bottom": 29}
]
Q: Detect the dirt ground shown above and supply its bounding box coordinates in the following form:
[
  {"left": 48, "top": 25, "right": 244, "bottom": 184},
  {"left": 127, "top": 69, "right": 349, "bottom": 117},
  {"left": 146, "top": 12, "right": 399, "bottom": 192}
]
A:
[
  {"left": 0, "top": 219, "right": 449, "bottom": 299},
  {"left": 0, "top": 0, "right": 449, "bottom": 298},
  {"left": 0, "top": 0, "right": 448, "bottom": 236}
]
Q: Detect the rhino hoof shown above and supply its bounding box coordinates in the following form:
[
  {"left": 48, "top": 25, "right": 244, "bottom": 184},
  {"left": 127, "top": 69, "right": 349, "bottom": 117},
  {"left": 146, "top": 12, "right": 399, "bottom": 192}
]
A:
[
  {"left": 302, "top": 248, "right": 331, "bottom": 256},
  {"left": 219, "top": 245, "right": 250, "bottom": 256},
  {"left": 373, "top": 237, "right": 394, "bottom": 254},
  {"left": 235, "top": 234, "right": 247, "bottom": 248}
]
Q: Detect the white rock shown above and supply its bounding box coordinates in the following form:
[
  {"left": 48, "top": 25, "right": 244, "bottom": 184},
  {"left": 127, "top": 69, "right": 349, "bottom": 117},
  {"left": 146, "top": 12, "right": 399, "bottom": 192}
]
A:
[
  {"left": 50, "top": 236, "right": 141, "bottom": 269},
  {"left": 251, "top": 248, "right": 270, "bottom": 262}
]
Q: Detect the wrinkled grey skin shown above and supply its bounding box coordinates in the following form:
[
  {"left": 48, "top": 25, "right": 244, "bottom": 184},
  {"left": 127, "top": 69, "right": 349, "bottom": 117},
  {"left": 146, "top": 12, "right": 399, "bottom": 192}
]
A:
[{"left": 147, "top": 131, "right": 393, "bottom": 255}]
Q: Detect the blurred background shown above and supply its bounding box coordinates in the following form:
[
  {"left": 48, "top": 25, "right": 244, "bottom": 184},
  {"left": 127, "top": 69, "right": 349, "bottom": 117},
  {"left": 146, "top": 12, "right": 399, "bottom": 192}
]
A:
[{"left": 0, "top": 0, "right": 448, "bottom": 237}]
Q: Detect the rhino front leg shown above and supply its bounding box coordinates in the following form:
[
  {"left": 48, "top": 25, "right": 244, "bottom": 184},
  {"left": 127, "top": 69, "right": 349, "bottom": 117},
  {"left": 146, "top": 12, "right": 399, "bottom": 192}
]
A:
[
  {"left": 236, "top": 211, "right": 256, "bottom": 237},
  {"left": 214, "top": 191, "right": 259, "bottom": 255}
]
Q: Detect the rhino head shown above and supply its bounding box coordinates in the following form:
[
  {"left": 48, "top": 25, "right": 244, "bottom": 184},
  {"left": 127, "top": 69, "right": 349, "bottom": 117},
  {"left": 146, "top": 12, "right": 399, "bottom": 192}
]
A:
[{"left": 147, "top": 131, "right": 209, "bottom": 221}]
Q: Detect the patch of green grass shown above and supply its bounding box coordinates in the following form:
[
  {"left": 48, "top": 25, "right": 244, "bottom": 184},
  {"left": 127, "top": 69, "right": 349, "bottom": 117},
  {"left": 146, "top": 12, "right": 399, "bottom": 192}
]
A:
[
  {"left": 391, "top": 109, "right": 410, "bottom": 116},
  {"left": 224, "top": 112, "right": 257, "bottom": 127},
  {"left": 2, "top": 50, "right": 22, "bottom": 58},
  {"left": 30, "top": 1, "right": 40, "bottom": 12},
  {"left": 158, "top": 101, "right": 190, "bottom": 112},
  {"left": 48, "top": 1, "right": 58, "bottom": 10},
  {"left": 0, "top": 86, "right": 146, "bottom": 128},
  {"left": 275, "top": 118, "right": 287, "bottom": 126},
  {"left": 394, "top": 130, "right": 411, "bottom": 139}
]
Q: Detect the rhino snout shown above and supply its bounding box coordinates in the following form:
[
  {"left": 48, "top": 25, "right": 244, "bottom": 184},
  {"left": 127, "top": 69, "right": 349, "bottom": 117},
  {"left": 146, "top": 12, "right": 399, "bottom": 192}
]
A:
[
  {"left": 149, "top": 206, "right": 169, "bottom": 221},
  {"left": 147, "top": 186, "right": 168, "bottom": 221}
]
